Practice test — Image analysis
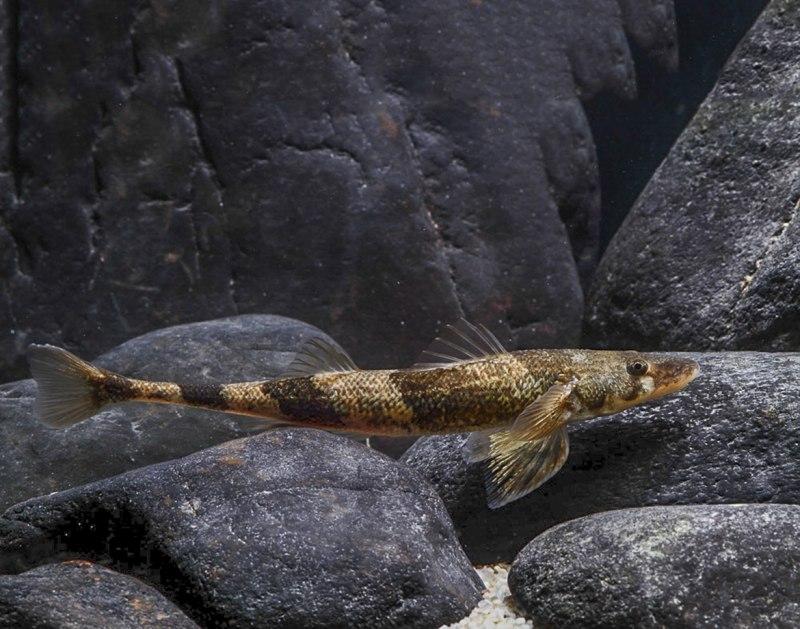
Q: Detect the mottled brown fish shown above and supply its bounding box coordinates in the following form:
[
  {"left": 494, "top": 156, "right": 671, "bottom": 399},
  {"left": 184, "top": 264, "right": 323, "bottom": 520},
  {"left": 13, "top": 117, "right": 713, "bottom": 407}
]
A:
[{"left": 28, "top": 319, "right": 699, "bottom": 508}]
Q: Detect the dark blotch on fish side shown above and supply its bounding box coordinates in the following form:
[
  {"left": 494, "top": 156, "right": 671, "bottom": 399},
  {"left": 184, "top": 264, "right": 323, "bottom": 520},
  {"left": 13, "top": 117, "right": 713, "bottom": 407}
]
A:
[
  {"left": 390, "top": 370, "right": 464, "bottom": 431},
  {"left": 95, "top": 374, "right": 135, "bottom": 405},
  {"left": 179, "top": 384, "right": 228, "bottom": 409},
  {"left": 267, "top": 378, "right": 346, "bottom": 428}
]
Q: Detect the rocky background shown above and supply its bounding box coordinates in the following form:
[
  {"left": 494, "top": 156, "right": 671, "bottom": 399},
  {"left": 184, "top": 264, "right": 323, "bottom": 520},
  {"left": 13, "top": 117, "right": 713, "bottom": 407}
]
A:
[
  {"left": 0, "top": 0, "right": 768, "bottom": 382},
  {"left": 3, "top": 0, "right": 800, "bottom": 627}
]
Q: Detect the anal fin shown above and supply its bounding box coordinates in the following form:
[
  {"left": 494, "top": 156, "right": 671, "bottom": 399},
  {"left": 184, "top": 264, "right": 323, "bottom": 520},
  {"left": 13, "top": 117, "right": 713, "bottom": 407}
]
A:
[{"left": 235, "top": 416, "right": 374, "bottom": 449}]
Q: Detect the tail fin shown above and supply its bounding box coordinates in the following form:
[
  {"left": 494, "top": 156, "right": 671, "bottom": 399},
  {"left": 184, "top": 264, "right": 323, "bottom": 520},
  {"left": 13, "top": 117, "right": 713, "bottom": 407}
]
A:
[{"left": 27, "top": 344, "right": 103, "bottom": 428}]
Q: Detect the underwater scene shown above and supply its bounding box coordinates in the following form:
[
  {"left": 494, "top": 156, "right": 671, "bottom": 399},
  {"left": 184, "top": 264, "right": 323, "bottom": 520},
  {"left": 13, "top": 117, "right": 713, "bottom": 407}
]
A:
[{"left": 0, "top": 1, "right": 798, "bottom": 627}]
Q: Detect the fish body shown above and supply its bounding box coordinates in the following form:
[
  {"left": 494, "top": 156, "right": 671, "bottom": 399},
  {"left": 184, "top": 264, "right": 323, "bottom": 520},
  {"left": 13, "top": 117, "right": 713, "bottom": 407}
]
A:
[
  {"left": 27, "top": 320, "right": 699, "bottom": 508},
  {"left": 199, "top": 352, "right": 546, "bottom": 436}
]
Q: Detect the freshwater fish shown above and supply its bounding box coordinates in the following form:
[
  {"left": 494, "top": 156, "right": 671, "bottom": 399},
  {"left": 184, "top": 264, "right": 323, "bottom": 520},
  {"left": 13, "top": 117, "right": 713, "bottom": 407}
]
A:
[{"left": 27, "top": 319, "right": 699, "bottom": 508}]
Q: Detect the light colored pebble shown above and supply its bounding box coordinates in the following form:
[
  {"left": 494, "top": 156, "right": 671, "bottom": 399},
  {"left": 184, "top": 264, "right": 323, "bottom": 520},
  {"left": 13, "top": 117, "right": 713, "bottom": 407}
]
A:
[{"left": 440, "top": 564, "right": 533, "bottom": 628}]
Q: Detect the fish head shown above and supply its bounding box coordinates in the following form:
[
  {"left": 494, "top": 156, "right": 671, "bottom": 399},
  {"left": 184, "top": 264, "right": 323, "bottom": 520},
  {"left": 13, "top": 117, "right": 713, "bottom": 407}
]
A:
[{"left": 573, "top": 351, "right": 700, "bottom": 417}]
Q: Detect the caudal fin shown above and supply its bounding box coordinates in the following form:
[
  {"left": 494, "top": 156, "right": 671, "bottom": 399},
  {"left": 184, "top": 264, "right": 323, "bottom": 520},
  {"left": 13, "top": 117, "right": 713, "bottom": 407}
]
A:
[{"left": 27, "top": 344, "right": 103, "bottom": 428}]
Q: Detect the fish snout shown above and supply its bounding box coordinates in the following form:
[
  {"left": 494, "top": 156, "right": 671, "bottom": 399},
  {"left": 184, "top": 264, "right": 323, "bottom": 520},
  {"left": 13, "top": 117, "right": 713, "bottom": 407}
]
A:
[{"left": 650, "top": 357, "right": 700, "bottom": 397}]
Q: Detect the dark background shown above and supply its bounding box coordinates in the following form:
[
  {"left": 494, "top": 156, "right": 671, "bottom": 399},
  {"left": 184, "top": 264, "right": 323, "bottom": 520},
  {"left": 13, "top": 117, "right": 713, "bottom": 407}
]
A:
[{"left": 0, "top": 0, "right": 770, "bottom": 382}]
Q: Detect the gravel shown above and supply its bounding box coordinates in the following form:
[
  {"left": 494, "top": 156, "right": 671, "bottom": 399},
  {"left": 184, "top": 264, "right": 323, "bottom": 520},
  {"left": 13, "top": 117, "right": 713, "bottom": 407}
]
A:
[{"left": 443, "top": 564, "right": 532, "bottom": 628}]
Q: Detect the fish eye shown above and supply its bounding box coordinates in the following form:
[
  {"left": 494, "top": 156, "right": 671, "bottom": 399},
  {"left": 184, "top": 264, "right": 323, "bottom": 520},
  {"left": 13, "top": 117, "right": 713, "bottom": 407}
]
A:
[{"left": 627, "top": 360, "right": 648, "bottom": 376}]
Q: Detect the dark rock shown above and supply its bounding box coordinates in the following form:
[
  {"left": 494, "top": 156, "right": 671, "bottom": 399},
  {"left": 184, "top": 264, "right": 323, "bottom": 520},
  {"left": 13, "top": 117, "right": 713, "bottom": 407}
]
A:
[
  {"left": 0, "top": 428, "right": 482, "bottom": 628},
  {"left": 508, "top": 504, "right": 800, "bottom": 628},
  {"left": 586, "top": 0, "right": 800, "bottom": 351},
  {"left": 0, "top": 1, "right": 684, "bottom": 382},
  {"left": 0, "top": 314, "right": 340, "bottom": 510},
  {"left": 0, "top": 560, "right": 198, "bottom": 628},
  {"left": 591, "top": 0, "right": 769, "bottom": 249},
  {"left": 401, "top": 352, "right": 800, "bottom": 563}
]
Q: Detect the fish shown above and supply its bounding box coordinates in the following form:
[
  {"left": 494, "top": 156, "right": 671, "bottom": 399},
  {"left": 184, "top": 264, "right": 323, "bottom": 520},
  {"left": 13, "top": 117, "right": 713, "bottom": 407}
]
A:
[{"left": 27, "top": 319, "right": 700, "bottom": 508}]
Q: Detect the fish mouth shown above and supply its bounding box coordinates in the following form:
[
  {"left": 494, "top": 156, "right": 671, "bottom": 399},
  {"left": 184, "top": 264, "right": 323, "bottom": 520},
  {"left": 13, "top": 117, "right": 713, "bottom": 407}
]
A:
[
  {"left": 682, "top": 360, "right": 701, "bottom": 386},
  {"left": 650, "top": 358, "right": 700, "bottom": 399}
]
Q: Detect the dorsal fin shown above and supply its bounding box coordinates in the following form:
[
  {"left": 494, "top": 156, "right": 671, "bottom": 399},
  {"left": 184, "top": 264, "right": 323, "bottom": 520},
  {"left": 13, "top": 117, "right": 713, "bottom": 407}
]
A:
[
  {"left": 283, "top": 337, "right": 359, "bottom": 378},
  {"left": 414, "top": 318, "right": 506, "bottom": 368}
]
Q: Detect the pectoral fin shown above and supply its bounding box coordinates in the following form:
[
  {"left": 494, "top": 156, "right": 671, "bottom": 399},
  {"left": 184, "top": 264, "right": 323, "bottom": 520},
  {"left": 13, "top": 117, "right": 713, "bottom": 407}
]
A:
[
  {"left": 507, "top": 381, "right": 574, "bottom": 441},
  {"left": 463, "top": 381, "right": 574, "bottom": 463},
  {"left": 462, "top": 380, "right": 574, "bottom": 508},
  {"left": 482, "top": 427, "right": 569, "bottom": 508}
]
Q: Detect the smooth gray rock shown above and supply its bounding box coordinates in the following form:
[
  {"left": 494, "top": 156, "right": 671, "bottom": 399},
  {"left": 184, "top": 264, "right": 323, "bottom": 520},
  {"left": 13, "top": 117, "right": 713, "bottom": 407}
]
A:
[
  {"left": 509, "top": 505, "right": 800, "bottom": 628},
  {"left": 0, "top": 0, "right": 685, "bottom": 382},
  {"left": 0, "top": 560, "right": 198, "bottom": 628},
  {"left": 401, "top": 352, "right": 800, "bottom": 563},
  {"left": 0, "top": 428, "right": 482, "bottom": 628},
  {"left": 586, "top": 0, "right": 800, "bottom": 351},
  {"left": 0, "top": 314, "right": 337, "bottom": 510}
]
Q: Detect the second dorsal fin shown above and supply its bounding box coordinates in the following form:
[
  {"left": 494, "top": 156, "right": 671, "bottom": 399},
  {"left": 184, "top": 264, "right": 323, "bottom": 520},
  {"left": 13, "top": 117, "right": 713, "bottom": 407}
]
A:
[
  {"left": 283, "top": 337, "right": 359, "bottom": 378},
  {"left": 414, "top": 318, "right": 506, "bottom": 368}
]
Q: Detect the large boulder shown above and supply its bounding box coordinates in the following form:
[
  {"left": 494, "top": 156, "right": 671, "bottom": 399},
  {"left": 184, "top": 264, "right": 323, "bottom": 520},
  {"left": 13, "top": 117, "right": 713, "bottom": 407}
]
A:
[
  {"left": 509, "top": 505, "right": 800, "bottom": 628},
  {"left": 588, "top": 0, "right": 769, "bottom": 250},
  {"left": 0, "top": 1, "right": 684, "bottom": 381},
  {"left": 586, "top": 0, "right": 800, "bottom": 351},
  {"left": 402, "top": 352, "right": 800, "bottom": 563},
  {"left": 0, "top": 314, "right": 339, "bottom": 510},
  {"left": 0, "top": 428, "right": 482, "bottom": 628},
  {"left": 0, "top": 561, "right": 198, "bottom": 628}
]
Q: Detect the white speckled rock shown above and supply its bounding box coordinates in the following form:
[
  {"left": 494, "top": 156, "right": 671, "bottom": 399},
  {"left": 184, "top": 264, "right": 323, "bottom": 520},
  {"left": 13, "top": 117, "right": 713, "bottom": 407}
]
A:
[
  {"left": 586, "top": 0, "right": 800, "bottom": 352},
  {"left": 0, "top": 561, "right": 198, "bottom": 628},
  {"left": 0, "top": 428, "right": 482, "bottom": 628},
  {"left": 509, "top": 505, "right": 800, "bottom": 628}
]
